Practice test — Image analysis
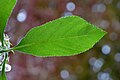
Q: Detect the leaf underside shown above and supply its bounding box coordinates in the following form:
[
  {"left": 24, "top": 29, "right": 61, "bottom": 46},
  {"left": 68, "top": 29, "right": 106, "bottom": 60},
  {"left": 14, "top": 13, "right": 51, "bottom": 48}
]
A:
[
  {"left": 0, "top": 0, "right": 16, "bottom": 46},
  {"left": 14, "top": 16, "right": 106, "bottom": 57}
]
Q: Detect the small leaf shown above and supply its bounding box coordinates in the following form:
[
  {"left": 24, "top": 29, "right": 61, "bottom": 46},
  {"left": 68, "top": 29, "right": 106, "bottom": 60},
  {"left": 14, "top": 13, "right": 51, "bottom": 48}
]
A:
[
  {"left": 13, "top": 16, "right": 106, "bottom": 57},
  {"left": 0, "top": 0, "right": 16, "bottom": 46}
]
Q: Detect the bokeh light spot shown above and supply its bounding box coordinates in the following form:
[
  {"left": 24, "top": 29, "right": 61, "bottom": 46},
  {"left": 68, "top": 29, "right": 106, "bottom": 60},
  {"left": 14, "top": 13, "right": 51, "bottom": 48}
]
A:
[
  {"left": 66, "top": 2, "right": 76, "bottom": 11},
  {"left": 97, "top": 72, "right": 112, "bottom": 80},
  {"left": 89, "top": 57, "right": 96, "bottom": 66},
  {"left": 101, "top": 45, "right": 111, "bottom": 55},
  {"left": 92, "top": 3, "right": 106, "bottom": 13},
  {"left": 109, "top": 32, "right": 118, "bottom": 41},
  {"left": 60, "top": 70, "right": 69, "bottom": 79},
  {"left": 114, "top": 53, "right": 120, "bottom": 62},
  {"left": 92, "top": 58, "right": 104, "bottom": 72},
  {"left": 63, "top": 12, "right": 73, "bottom": 16},
  {"left": 99, "top": 20, "right": 109, "bottom": 29},
  {"left": 17, "top": 9, "right": 27, "bottom": 22}
]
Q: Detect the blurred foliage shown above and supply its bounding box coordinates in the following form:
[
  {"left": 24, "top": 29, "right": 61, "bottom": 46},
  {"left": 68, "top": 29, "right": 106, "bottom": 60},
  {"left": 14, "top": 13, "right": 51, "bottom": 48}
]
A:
[{"left": 4, "top": 0, "right": 120, "bottom": 80}]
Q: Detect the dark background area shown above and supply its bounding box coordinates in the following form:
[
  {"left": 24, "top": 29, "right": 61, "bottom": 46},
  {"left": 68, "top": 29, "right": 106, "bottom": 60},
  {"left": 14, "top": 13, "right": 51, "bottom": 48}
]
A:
[{"left": 5, "top": 0, "right": 120, "bottom": 80}]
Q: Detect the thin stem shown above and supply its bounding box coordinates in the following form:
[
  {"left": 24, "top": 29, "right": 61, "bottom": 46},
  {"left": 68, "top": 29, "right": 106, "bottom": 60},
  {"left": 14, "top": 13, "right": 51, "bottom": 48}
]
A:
[
  {"left": 1, "top": 52, "right": 7, "bottom": 76},
  {"left": 0, "top": 48, "right": 13, "bottom": 53}
]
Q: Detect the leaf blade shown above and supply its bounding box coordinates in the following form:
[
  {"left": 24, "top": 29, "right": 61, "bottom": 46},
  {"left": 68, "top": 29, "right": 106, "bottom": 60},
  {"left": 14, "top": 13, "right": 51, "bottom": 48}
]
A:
[
  {"left": 14, "top": 16, "right": 106, "bottom": 57},
  {"left": 0, "top": 0, "right": 16, "bottom": 46}
]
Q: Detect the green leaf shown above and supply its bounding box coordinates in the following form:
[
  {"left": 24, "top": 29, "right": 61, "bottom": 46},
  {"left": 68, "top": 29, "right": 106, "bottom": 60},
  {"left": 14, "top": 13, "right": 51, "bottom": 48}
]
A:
[
  {"left": 0, "top": 0, "right": 16, "bottom": 46},
  {"left": 13, "top": 16, "right": 106, "bottom": 57}
]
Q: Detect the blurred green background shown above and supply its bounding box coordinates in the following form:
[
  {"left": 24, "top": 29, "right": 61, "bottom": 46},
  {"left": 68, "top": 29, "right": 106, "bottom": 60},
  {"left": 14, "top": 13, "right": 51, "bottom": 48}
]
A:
[{"left": 5, "top": 0, "right": 120, "bottom": 80}]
